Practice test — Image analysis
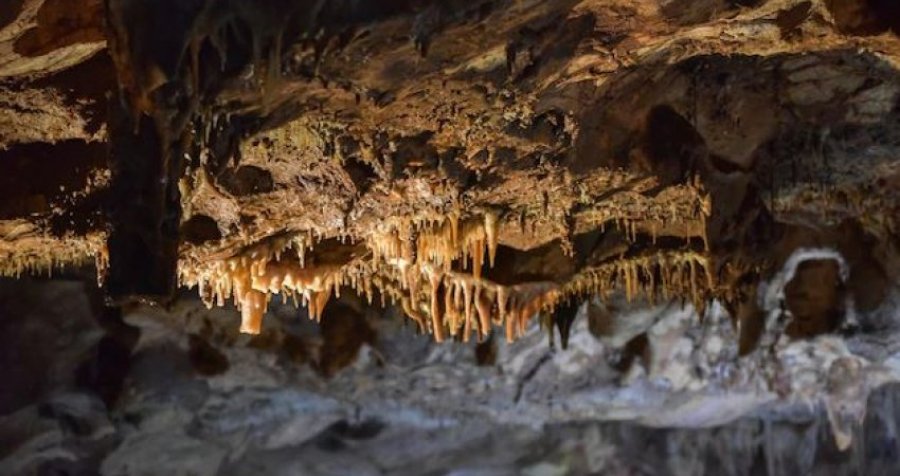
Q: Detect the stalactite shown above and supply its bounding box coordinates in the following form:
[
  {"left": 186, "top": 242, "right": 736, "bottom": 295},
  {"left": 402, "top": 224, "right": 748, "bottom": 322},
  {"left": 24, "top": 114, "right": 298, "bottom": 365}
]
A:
[
  {"left": 240, "top": 289, "right": 267, "bottom": 334},
  {"left": 180, "top": 232, "right": 359, "bottom": 333},
  {"left": 429, "top": 271, "right": 445, "bottom": 342},
  {"left": 444, "top": 279, "right": 456, "bottom": 337},
  {"left": 0, "top": 235, "right": 107, "bottom": 281},
  {"left": 475, "top": 291, "right": 492, "bottom": 341},
  {"left": 484, "top": 211, "right": 499, "bottom": 267},
  {"left": 178, "top": 212, "right": 712, "bottom": 343},
  {"left": 561, "top": 251, "right": 713, "bottom": 309}
]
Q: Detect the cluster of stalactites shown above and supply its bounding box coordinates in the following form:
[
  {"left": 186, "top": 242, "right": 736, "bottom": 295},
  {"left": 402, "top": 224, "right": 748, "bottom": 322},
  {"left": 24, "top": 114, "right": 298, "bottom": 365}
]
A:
[
  {"left": 367, "top": 212, "right": 558, "bottom": 342},
  {"left": 178, "top": 211, "right": 508, "bottom": 337},
  {"left": 369, "top": 213, "right": 717, "bottom": 344},
  {"left": 0, "top": 235, "right": 108, "bottom": 282},
  {"left": 370, "top": 212, "right": 499, "bottom": 278},
  {"left": 586, "top": 181, "right": 712, "bottom": 250},
  {"left": 178, "top": 212, "right": 716, "bottom": 343},
  {"left": 413, "top": 267, "right": 560, "bottom": 343},
  {"left": 563, "top": 251, "right": 714, "bottom": 310},
  {"left": 179, "top": 234, "right": 348, "bottom": 334},
  {"left": 400, "top": 252, "right": 714, "bottom": 345}
]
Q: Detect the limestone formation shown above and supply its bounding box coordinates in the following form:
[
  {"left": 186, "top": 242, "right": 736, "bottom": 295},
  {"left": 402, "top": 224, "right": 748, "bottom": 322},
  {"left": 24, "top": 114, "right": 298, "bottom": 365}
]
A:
[{"left": 1, "top": 0, "right": 900, "bottom": 471}]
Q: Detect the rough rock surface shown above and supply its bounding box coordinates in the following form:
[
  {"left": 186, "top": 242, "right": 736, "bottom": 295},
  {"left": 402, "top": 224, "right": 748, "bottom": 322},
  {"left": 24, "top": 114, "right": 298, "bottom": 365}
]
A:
[
  {"left": 2, "top": 0, "right": 900, "bottom": 473},
  {"left": 3, "top": 278, "right": 900, "bottom": 475}
]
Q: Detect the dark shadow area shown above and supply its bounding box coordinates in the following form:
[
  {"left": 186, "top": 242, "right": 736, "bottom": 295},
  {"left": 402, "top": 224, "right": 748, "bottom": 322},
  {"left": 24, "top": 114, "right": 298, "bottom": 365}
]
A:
[
  {"left": 0, "top": 140, "right": 106, "bottom": 220},
  {"left": 825, "top": 0, "right": 900, "bottom": 36},
  {"left": 218, "top": 165, "right": 275, "bottom": 197}
]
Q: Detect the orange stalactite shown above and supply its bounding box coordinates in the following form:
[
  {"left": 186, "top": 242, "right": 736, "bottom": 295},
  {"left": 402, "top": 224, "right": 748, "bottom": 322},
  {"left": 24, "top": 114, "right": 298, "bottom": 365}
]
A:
[
  {"left": 179, "top": 211, "right": 712, "bottom": 343},
  {"left": 240, "top": 289, "right": 267, "bottom": 334}
]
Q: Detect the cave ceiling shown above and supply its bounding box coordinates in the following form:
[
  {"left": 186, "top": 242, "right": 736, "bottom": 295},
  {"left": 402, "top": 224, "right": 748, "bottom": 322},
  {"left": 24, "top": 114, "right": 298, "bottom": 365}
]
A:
[{"left": 0, "top": 0, "right": 899, "bottom": 355}]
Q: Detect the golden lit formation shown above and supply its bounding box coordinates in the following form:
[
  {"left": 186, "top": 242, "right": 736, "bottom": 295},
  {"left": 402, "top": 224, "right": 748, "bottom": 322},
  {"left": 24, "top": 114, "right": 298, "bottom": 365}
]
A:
[{"left": 178, "top": 207, "right": 715, "bottom": 341}]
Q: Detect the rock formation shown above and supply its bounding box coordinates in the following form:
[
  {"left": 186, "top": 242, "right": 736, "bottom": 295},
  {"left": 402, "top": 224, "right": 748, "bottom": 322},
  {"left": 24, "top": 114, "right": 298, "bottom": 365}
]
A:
[{"left": 1, "top": 0, "right": 900, "bottom": 473}]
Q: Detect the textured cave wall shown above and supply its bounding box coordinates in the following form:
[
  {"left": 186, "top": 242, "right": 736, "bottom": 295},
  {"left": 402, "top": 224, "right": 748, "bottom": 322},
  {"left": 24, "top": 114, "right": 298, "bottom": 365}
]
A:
[
  {"left": 2, "top": 0, "right": 900, "bottom": 474},
  {"left": 0, "top": 0, "right": 897, "bottom": 316},
  {"left": 2, "top": 278, "right": 900, "bottom": 476}
]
